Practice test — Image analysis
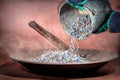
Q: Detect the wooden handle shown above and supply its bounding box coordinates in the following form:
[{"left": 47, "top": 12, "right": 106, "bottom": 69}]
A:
[{"left": 28, "top": 21, "right": 69, "bottom": 50}]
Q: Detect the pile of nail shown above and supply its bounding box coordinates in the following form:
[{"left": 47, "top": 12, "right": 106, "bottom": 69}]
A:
[
  {"left": 34, "top": 49, "right": 89, "bottom": 64},
  {"left": 70, "top": 14, "right": 92, "bottom": 40}
]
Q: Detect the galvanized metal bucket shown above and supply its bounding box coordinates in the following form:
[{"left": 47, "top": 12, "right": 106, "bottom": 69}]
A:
[{"left": 58, "top": 0, "right": 112, "bottom": 40}]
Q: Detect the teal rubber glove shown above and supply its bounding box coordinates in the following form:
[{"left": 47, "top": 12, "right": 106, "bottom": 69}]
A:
[{"left": 67, "top": 0, "right": 87, "bottom": 10}]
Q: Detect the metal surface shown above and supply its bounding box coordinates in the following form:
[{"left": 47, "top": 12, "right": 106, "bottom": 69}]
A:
[
  {"left": 9, "top": 49, "right": 118, "bottom": 76},
  {"left": 28, "top": 21, "right": 69, "bottom": 50},
  {"left": 58, "top": 0, "right": 112, "bottom": 40}
]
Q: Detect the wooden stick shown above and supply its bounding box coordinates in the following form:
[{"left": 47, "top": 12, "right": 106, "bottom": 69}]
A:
[{"left": 28, "top": 21, "right": 69, "bottom": 50}]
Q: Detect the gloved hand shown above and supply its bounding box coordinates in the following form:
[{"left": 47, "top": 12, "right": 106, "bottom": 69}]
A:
[
  {"left": 95, "top": 11, "right": 120, "bottom": 33},
  {"left": 108, "top": 11, "right": 120, "bottom": 33},
  {"left": 67, "top": 0, "right": 87, "bottom": 10}
]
